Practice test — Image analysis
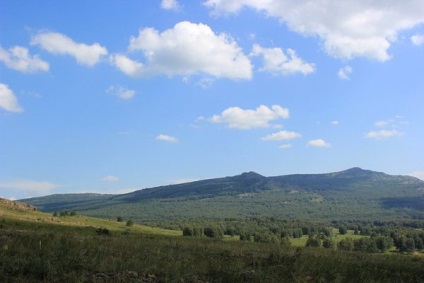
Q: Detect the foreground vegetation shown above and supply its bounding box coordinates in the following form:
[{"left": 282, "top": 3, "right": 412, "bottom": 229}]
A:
[
  {"left": 1, "top": 218, "right": 424, "bottom": 282},
  {"left": 1, "top": 198, "right": 424, "bottom": 283}
]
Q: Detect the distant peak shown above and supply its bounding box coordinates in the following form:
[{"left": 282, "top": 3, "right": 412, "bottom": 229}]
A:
[
  {"left": 344, "top": 167, "right": 366, "bottom": 173},
  {"left": 335, "top": 167, "right": 384, "bottom": 178},
  {"left": 238, "top": 171, "right": 265, "bottom": 179}
]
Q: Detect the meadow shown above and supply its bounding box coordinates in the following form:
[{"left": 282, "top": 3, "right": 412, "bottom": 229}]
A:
[
  {"left": 1, "top": 217, "right": 424, "bottom": 282},
  {"left": 2, "top": 199, "right": 424, "bottom": 282}
]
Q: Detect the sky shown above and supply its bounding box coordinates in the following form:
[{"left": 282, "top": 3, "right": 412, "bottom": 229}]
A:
[{"left": 1, "top": 0, "right": 424, "bottom": 200}]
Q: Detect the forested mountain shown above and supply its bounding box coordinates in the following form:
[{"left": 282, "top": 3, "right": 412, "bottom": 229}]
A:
[{"left": 23, "top": 168, "right": 424, "bottom": 222}]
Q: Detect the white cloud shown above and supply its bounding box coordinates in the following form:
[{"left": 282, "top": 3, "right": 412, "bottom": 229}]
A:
[
  {"left": 307, "top": 139, "right": 331, "bottom": 147},
  {"left": 209, "top": 105, "right": 289, "bottom": 129},
  {"left": 262, "top": 130, "right": 301, "bottom": 141},
  {"left": 109, "top": 54, "right": 144, "bottom": 77},
  {"left": 102, "top": 175, "right": 119, "bottom": 182},
  {"left": 161, "top": 0, "right": 180, "bottom": 11},
  {"left": 156, "top": 134, "right": 178, "bottom": 143},
  {"left": 365, "top": 129, "right": 403, "bottom": 139},
  {"left": 279, "top": 144, "right": 292, "bottom": 149},
  {"left": 374, "top": 119, "right": 391, "bottom": 127},
  {"left": 0, "top": 83, "right": 24, "bottom": 112},
  {"left": 408, "top": 171, "right": 424, "bottom": 180},
  {"left": 338, "top": 65, "right": 353, "bottom": 80},
  {"left": 127, "top": 21, "right": 252, "bottom": 79},
  {"left": 31, "top": 32, "right": 108, "bottom": 66},
  {"left": 411, "top": 34, "right": 424, "bottom": 46},
  {"left": 251, "top": 44, "right": 315, "bottom": 75},
  {"left": 0, "top": 46, "right": 49, "bottom": 73},
  {"left": 205, "top": 0, "right": 424, "bottom": 61},
  {"left": 107, "top": 85, "right": 136, "bottom": 100},
  {"left": 0, "top": 180, "right": 59, "bottom": 195},
  {"left": 331, "top": 120, "right": 339, "bottom": 125}
]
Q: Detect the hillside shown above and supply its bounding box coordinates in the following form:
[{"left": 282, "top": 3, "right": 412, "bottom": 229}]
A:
[
  {"left": 0, "top": 197, "right": 180, "bottom": 236},
  {"left": 22, "top": 168, "right": 424, "bottom": 223}
]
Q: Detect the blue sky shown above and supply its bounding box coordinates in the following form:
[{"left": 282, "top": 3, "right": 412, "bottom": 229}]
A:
[{"left": 1, "top": 0, "right": 424, "bottom": 200}]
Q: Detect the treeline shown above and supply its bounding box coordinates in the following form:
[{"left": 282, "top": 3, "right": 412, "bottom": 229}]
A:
[{"left": 178, "top": 217, "right": 424, "bottom": 253}]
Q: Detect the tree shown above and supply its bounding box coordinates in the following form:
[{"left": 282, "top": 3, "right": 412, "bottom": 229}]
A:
[
  {"left": 306, "top": 236, "right": 321, "bottom": 247},
  {"left": 117, "top": 216, "right": 123, "bottom": 222},
  {"left": 204, "top": 226, "right": 224, "bottom": 239},
  {"left": 338, "top": 226, "right": 348, "bottom": 235},
  {"left": 322, "top": 238, "right": 336, "bottom": 249},
  {"left": 183, "top": 226, "right": 193, "bottom": 236},
  {"left": 126, "top": 220, "right": 134, "bottom": 227},
  {"left": 338, "top": 238, "right": 354, "bottom": 251}
]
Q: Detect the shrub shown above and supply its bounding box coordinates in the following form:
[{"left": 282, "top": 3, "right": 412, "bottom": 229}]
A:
[{"left": 95, "top": 228, "right": 110, "bottom": 236}]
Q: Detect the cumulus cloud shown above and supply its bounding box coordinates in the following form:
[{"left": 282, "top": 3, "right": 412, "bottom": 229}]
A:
[
  {"left": 156, "top": 134, "right": 178, "bottom": 143},
  {"left": 338, "top": 65, "right": 353, "bottom": 80},
  {"left": 31, "top": 32, "right": 108, "bottom": 66},
  {"left": 209, "top": 105, "right": 289, "bottom": 129},
  {"left": 307, "top": 139, "right": 331, "bottom": 147},
  {"left": 411, "top": 34, "right": 424, "bottom": 46},
  {"left": 365, "top": 129, "right": 403, "bottom": 139},
  {"left": 161, "top": 0, "right": 180, "bottom": 10},
  {"left": 262, "top": 130, "right": 302, "bottom": 141},
  {"left": 0, "top": 83, "right": 24, "bottom": 112},
  {"left": 102, "top": 175, "right": 119, "bottom": 182},
  {"left": 0, "top": 180, "right": 59, "bottom": 196},
  {"left": 251, "top": 44, "right": 315, "bottom": 75},
  {"left": 204, "top": 0, "right": 424, "bottom": 61},
  {"left": 107, "top": 85, "right": 136, "bottom": 100},
  {"left": 0, "top": 46, "right": 49, "bottom": 73},
  {"left": 125, "top": 21, "right": 252, "bottom": 79}
]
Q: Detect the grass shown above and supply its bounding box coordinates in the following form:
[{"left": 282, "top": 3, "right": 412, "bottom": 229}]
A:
[
  {"left": 1, "top": 201, "right": 424, "bottom": 282},
  {"left": 0, "top": 200, "right": 181, "bottom": 237}
]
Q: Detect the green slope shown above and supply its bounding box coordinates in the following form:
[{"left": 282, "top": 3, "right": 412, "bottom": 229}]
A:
[
  {"left": 22, "top": 168, "right": 424, "bottom": 222},
  {"left": 0, "top": 198, "right": 180, "bottom": 236}
]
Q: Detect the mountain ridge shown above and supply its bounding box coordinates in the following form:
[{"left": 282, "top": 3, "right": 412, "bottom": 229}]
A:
[{"left": 21, "top": 168, "right": 424, "bottom": 222}]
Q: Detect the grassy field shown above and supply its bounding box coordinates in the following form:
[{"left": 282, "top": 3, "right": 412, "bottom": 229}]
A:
[
  {"left": 1, "top": 200, "right": 424, "bottom": 282},
  {"left": 0, "top": 199, "right": 181, "bottom": 236}
]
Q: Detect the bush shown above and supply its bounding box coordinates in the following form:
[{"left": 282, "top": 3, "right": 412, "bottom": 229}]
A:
[{"left": 95, "top": 228, "right": 110, "bottom": 236}]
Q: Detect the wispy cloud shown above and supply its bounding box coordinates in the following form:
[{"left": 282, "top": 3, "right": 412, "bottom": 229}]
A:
[
  {"left": 307, "top": 139, "right": 331, "bottom": 148},
  {"left": 209, "top": 105, "right": 289, "bottom": 130},
  {"left": 262, "top": 130, "right": 302, "bottom": 141},
  {"left": 279, "top": 144, "right": 292, "bottom": 149},
  {"left": 338, "top": 65, "right": 352, "bottom": 80},
  {"left": 107, "top": 85, "right": 136, "bottom": 100},
  {"left": 250, "top": 44, "right": 315, "bottom": 75},
  {"left": 0, "top": 179, "right": 60, "bottom": 196},
  {"left": 156, "top": 134, "right": 178, "bottom": 143},
  {"left": 411, "top": 34, "right": 424, "bottom": 46},
  {"left": 365, "top": 129, "right": 403, "bottom": 139},
  {"left": 31, "top": 31, "right": 108, "bottom": 66},
  {"left": 101, "top": 175, "right": 119, "bottom": 182},
  {"left": 0, "top": 46, "right": 49, "bottom": 73},
  {"left": 366, "top": 116, "right": 406, "bottom": 139},
  {"left": 161, "top": 0, "right": 180, "bottom": 11}
]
